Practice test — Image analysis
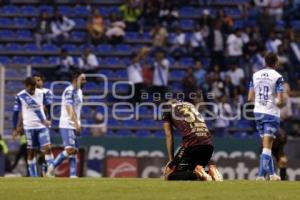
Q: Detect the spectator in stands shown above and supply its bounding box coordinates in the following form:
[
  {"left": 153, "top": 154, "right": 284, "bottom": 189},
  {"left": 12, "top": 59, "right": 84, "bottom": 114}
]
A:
[
  {"left": 243, "top": 32, "right": 262, "bottom": 59},
  {"left": 152, "top": 50, "right": 170, "bottom": 103},
  {"left": 216, "top": 9, "right": 234, "bottom": 34},
  {"left": 127, "top": 47, "right": 150, "bottom": 103},
  {"left": 190, "top": 24, "right": 206, "bottom": 58},
  {"left": 213, "top": 96, "right": 232, "bottom": 137},
  {"left": 106, "top": 14, "right": 126, "bottom": 45},
  {"left": 227, "top": 63, "right": 245, "bottom": 87},
  {"left": 226, "top": 29, "right": 244, "bottom": 66},
  {"left": 254, "top": 0, "right": 270, "bottom": 8},
  {"left": 182, "top": 67, "right": 197, "bottom": 103},
  {"left": 150, "top": 23, "right": 168, "bottom": 52},
  {"left": 50, "top": 10, "right": 75, "bottom": 42},
  {"left": 289, "top": 36, "right": 300, "bottom": 76},
  {"left": 141, "top": 0, "right": 160, "bottom": 27},
  {"left": 257, "top": 8, "right": 276, "bottom": 40},
  {"left": 87, "top": 9, "right": 105, "bottom": 44},
  {"left": 90, "top": 112, "right": 107, "bottom": 137},
  {"left": 265, "top": 31, "right": 282, "bottom": 53},
  {"left": 210, "top": 72, "right": 225, "bottom": 99},
  {"left": 283, "top": 0, "right": 300, "bottom": 21},
  {"left": 56, "top": 48, "right": 75, "bottom": 79},
  {"left": 78, "top": 47, "right": 99, "bottom": 73},
  {"left": 250, "top": 48, "right": 266, "bottom": 72},
  {"left": 159, "top": 1, "right": 179, "bottom": 26},
  {"left": 268, "top": 0, "right": 284, "bottom": 20},
  {"left": 119, "top": 0, "right": 142, "bottom": 31},
  {"left": 76, "top": 0, "right": 92, "bottom": 11},
  {"left": 170, "top": 27, "right": 187, "bottom": 61},
  {"left": 208, "top": 21, "right": 225, "bottom": 70},
  {"left": 194, "top": 60, "right": 206, "bottom": 87},
  {"left": 34, "top": 10, "right": 52, "bottom": 49}
]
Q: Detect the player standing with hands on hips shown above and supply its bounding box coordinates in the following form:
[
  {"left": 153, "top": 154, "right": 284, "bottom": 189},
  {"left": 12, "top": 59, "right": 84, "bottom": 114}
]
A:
[
  {"left": 47, "top": 71, "right": 86, "bottom": 178},
  {"left": 248, "top": 53, "right": 285, "bottom": 181}
]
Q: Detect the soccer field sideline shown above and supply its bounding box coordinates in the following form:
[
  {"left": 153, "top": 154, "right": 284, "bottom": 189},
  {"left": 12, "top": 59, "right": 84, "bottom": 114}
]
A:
[{"left": 0, "top": 178, "right": 299, "bottom": 200}]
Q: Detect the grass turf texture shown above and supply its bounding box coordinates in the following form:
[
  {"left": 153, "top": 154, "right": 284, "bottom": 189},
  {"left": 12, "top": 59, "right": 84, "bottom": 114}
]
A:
[{"left": 0, "top": 178, "right": 299, "bottom": 200}]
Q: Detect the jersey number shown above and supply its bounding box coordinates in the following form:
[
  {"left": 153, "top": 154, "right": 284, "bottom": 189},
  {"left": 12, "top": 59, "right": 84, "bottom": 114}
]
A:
[{"left": 259, "top": 86, "right": 269, "bottom": 100}]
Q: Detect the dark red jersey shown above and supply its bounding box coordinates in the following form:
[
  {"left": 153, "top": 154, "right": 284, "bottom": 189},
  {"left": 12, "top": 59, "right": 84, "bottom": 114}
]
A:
[{"left": 163, "top": 101, "right": 213, "bottom": 148}]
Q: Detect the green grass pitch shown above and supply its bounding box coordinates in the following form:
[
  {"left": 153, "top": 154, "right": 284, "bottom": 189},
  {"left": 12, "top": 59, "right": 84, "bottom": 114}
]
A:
[{"left": 0, "top": 178, "right": 299, "bottom": 200}]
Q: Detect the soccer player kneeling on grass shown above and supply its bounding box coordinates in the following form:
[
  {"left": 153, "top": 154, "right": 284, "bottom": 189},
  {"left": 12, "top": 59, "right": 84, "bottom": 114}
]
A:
[
  {"left": 47, "top": 72, "right": 86, "bottom": 178},
  {"left": 162, "top": 100, "right": 222, "bottom": 181}
]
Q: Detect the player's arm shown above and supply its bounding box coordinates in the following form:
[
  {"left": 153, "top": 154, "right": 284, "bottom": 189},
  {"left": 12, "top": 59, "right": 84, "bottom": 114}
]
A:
[
  {"left": 164, "top": 121, "right": 174, "bottom": 161},
  {"left": 12, "top": 96, "right": 21, "bottom": 139},
  {"left": 247, "top": 80, "right": 255, "bottom": 102},
  {"left": 275, "top": 77, "right": 285, "bottom": 108},
  {"left": 65, "top": 90, "right": 81, "bottom": 133},
  {"left": 43, "top": 90, "right": 53, "bottom": 120}
]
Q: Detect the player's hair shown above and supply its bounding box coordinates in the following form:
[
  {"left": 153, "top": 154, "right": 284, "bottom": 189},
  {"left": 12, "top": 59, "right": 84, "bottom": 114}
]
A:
[
  {"left": 32, "top": 73, "right": 44, "bottom": 80},
  {"left": 265, "top": 53, "right": 278, "bottom": 67},
  {"left": 24, "top": 77, "right": 36, "bottom": 86},
  {"left": 71, "top": 71, "right": 84, "bottom": 81}
]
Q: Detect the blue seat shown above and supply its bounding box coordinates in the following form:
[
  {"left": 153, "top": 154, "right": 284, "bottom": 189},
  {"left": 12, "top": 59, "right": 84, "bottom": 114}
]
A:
[
  {"left": 58, "top": 6, "right": 72, "bottom": 15},
  {"left": 136, "top": 130, "right": 151, "bottom": 137},
  {"left": 107, "top": 118, "right": 119, "bottom": 126},
  {"left": 291, "top": 20, "right": 300, "bottom": 30},
  {"left": 126, "top": 32, "right": 139, "bottom": 40},
  {"left": 43, "top": 44, "right": 59, "bottom": 52},
  {"left": 115, "top": 44, "right": 132, "bottom": 53},
  {"left": 0, "top": 56, "right": 10, "bottom": 64},
  {"left": 7, "top": 43, "right": 22, "bottom": 51},
  {"left": 12, "top": 56, "right": 30, "bottom": 64},
  {"left": 74, "top": 18, "right": 86, "bottom": 28},
  {"left": 98, "top": 69, "right": 113, "bottom": 77},
  {"left": 96, "top": 44, "right": 113, "bottom": 52},
  {"left": 114, "top": 83, "right": 130, "bottom": 93},
  {"left": 233, "top": 20, "right": 244, "bottom": 29},
  {"left": 170, "top": 70, "right": 185, "bottom": 78},
  {"left": 115, "top": 130, "right": 133, "bottom": 136},
  {"left": 179, "top": 7, "right": 196, "bottom": 17},
  {"left": 0, "top": 18, "right": 12, "bottom": 26},
  {"left": 24, "top": 44, "right": 38, "bottom": 51},
  {"left": 74, "top": 6, "right": 89, "bottom": 16},
  {"left": 38, "top": 5, "right": 53, "bottom": 13},
  {"left": 71, "top": 31, "right": 86, "bottom": 40},
  {"left": 180, "top": 19, "right": 194, "bottom": 30},
  {"left": 0, "top": 30, "right": 15, "bottom": 39},
  {"left": 48, "top": 56, "right": 58, "bottom": 64},
  {"left": 14, "top": 18, "right": 31, "bottom": 26},
  {"left": 21, "top": 6, "right": 38, "bottom": 15},
  {"left": 104, "top": 57, "right": 121, "bottom": 65},
  {"left": 31, "top": 56, "right": 47, "bottom": 64},
  {"left": 180, "top": 57, "right": 194, "bottom": 66},
  {"left": 16, "top": 30, "right": 32, "bottom": 39},
  {"left": 98, "top": 7, "right": 110, "bottom": 17},
  {"left": 2, "top": 5, "right": 18, "bottom": 14},
  {"left": 62, "top": 44, "right": 77, "bottom": 52},
  {"left": 114, "top": 70, "right": 127, "bottom": 78}
]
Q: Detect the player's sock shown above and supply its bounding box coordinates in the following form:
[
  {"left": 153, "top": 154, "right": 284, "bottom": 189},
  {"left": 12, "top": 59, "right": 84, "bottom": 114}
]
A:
[
  {"left": 258, "top": 148, "right": 272, "bottom": 177},
  {"left": 280, "top": 168, "right": 287, "bottom": 180},
  {"left": 268, "top": 155, "right": 276, "bottom": 176},
  {"left": 45, "top": 154, "right": 54, "bottom": 167},
  {"left": 53, "top": 150, "right": 69, "bottom": 168},
  {"left": 27, "top": 158, "right": 38, "bottom": 177},
  {"left": 69, "top": 155, "right": 77, "bottom": 177}
]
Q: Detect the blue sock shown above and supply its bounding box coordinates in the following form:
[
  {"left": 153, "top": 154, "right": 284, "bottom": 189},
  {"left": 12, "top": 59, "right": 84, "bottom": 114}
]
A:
[
  {"left": 69, "top": 155, "right": 77, "bottom": 177},
  {"left": 45, "top": 154, "right": 54, "bottom": 167},
  {"left": 259, "top": 148, "right": 272, "bottom": 177},
  {"left": 268, "top": 156, "right": 275, "bottom": 176},
  {"left": 27, "top": 158, "right": 38, "bottom": 177},
  {"left": 53, "top": 150, "right": 68, "bottom": 168}
]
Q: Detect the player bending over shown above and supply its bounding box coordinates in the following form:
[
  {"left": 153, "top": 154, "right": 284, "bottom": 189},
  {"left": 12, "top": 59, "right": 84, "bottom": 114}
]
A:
[
  {"left": 48, "top": 72, "right": 86, "bottom": 178},
  {"left": 248, "top": 53, "right": 285, "bottom": 181},
  {"left": 12, "top": 77, "right": 54, "bottom": 177},
  {"left": 162, "top": 100, "right": 222, "bottom": 181}
]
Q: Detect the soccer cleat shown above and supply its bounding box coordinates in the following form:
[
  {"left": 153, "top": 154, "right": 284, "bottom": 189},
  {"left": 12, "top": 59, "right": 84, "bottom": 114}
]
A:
[
  {"left": 70, "top": 176, "right": 78, "bottom": 178},
  {"left": 256, "top": 176, "right": 266, "bottom": 181},
  {"left": 194, "top": 165, "right": 212, "bottom": 181},
  {"left": 208, "top": 165, "right": 223, "bottom": 181},
  {"left": 45, "top": 165, "right": 55, "bottom": 178},
  {"left": 270, "top": 174, "right": 281, "bottom": 181}
]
